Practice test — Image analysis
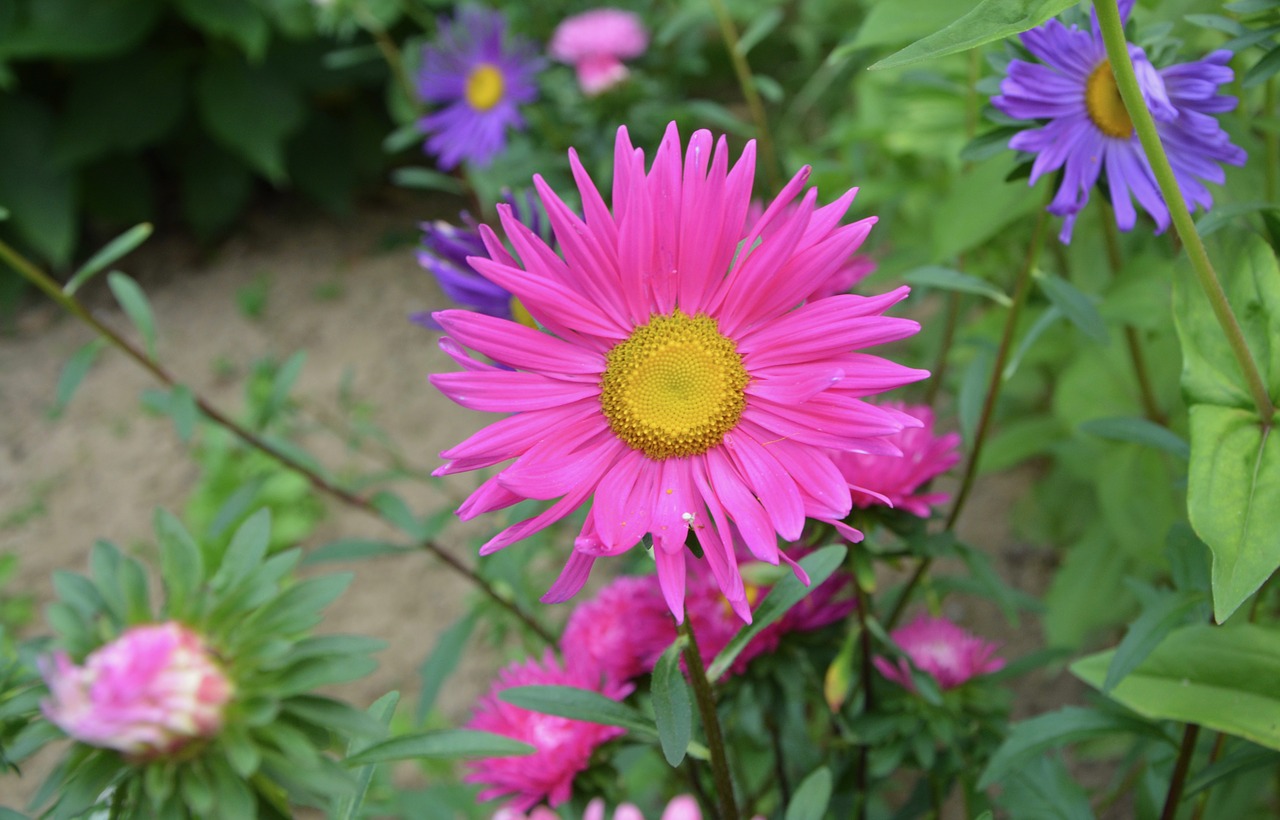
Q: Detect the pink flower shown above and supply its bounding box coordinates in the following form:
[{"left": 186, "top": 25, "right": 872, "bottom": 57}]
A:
[
  {"left": 874, "top": 616, "right": 1005, "bottom": 691},
  {"left": 431, "top": 122, "right": 927, "bottom": 623},
  {"left": 836, "top": 403, "right": 961, "bottom": 517},
  {"left": 744, "top": 198, "right": 877, "bottom": 300},
  {"left": 549, "top": 9, "right": 648, "bottom": 95},
  {"left": 467, "top": 651, "right": 632, "bottom": 810},
  {"left": 562, "top": 575, "right": 672, "bottom": 684},
  {"left": 495, "top": 795, "right": 707, "bottom": 820},
  {"left": 40, "top": 622, "right": 234, "bottom": 758}
]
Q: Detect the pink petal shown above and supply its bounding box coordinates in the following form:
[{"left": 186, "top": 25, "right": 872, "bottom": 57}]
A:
[
  {"left": 436, "top": 311, "right": 605, "bottom": 378},
  {"left": 705, "top": 449, "right": 779, "bottom": 563},
  {"left": 430, "top": 370, "right": 599, "bottom": 413},
  {"left": 592, "top": 448, "right": 658, "bottom": 554},
  {"left": 438, "top": 400, "right": 601, "bottom": 473},
  {"left": 497, "top": 428, "right": 621, "bottom": 500},
  {"left": 723, "top": 430, "right": 805, "bottom": 541},
  {"left": 542, "top": 549, "right": 597, "bottom": 603},
  {"left": 746, "top": 362, "right": 845, "bottom": 404},
  {"left": 654, "top": 546, "right": 687, "bottom": 621},
  {"left": 737, "top": 289, "right": 919, "bottom": 368}
]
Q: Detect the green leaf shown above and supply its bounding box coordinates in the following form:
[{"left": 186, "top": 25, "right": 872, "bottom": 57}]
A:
[
  {"left": 241, "top": 573, "right": 352, "bottom": 636},
  {"left": 707, "top": 545, "right": 847, "bottom": 680},
  {"left": 211, "top": 508, "right": 272, "bottom": 591},
  {"left": 390, "top": 167, "right": 464, "bottom": 194},
  {"left": 271, "top": 655, "right": 379, "bottom": 695},
  {"left": 371, "top": 491, "right": 427, "bottom": 540},
  {"left": 206, "top": 755, "right": 256, "bottom": 818},
  {"left": 1245, "top": 44, "right": 1280, "bottom": 88},
  {"left": 64, "top": 223, "right": 153, "bottom": 295},
  {"left": 175, "top": 0, "right": 270, "bottom": 61},
  {"left": 499, "top": 685, "right": 657, "bottom": 736},
  {"left": 871, "top": 0, "right": 1079, "bottom": 70},
  {"left": 53, "top": 751, "right": 120, "bottom": 820},
  {"left": 106, "top": 272, "right": 158, "bottom": 358},
  {"left": 997, "top": 754, "right": 1094, "bottom": 820},
  {"left": 785, "top": 767, "right": 833, "bottom": 820},
  {"left": 170, "top": 385, "right": 199, "bottom": 442},
  {"left": 0, "top": 0, "right": 160, "bottom": 60},
  {"left": 930, "top": 154, "right": 1042, "bottom": 261},
  {"left": 416, "top": 612, "right": 477, "bottom": 723},
  {"left": 1189, "top": 406, "right": 1280, "bottom": 622},
  {"left": 903, "top": 265, "right": 1012, "bottom": 306},
  {"left": 336, "top": 691, "right": 400, "bottom": 820},
  {"left": 264, "top": 351, "right": 306, "bottom": 422},
  {"left": 1196, "top": 201, "right": 1280, "bottom": 238},
  {"left": 1101, "top": 590, "right": 1205, "bottom": 692},
  {"left": 155, "top": 509, "right": 204, "bottom": 616},
  {"left": 1078, "top": 416, "right": 1190, "bottom": 461},
  {"left": 196, "top": 54, "right": 304, "bottom": 183},
  {"left": 979, "top": 706, "right": 1171, "bottom": 788},
  {"left": 303, "top": 539, "right": 415, "bottom": 565},
  {"left": 344, "top": 730, "right": 534, "bottom": 765},
  {"left": 0, "top": 96, "right": 75, "bottom": 267},
  {"left": 841, "top": 0, "right": 982, "bottom": 52},
  {"left": 49, "top": 339, "right": 106, "bottom": 418},
  {"left": 1072, "top": 623, "right": 1280, "bottom": 751},
  {"left": 1003, "top": 305, "right": 1062, "bottom": 380},
  {"left": 1036, "top": 270, "right": 1109, "bottom": 344},
  {"left": 652, "top": 637, "right": 692, "bottom": 767},
  {"left": 736, "top": 8, "right": 783, "bottom": 56},
  {"left": 283, "top": 695, "right": 387, "bottom": 738},
  {"left": 1184, "top": 742, "right": 1280, "bottom": 798}
]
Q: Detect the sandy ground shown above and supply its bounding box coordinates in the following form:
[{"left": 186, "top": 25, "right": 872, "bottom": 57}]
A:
[{"left": 0, "top": 193, "right": 1080, "bottom": 811}]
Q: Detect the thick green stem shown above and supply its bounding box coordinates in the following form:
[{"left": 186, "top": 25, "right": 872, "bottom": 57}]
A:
[
  {"left": 1096, "top": 0, "right": 1274, "bottom": 424},
  {"left": 707, "top": 0, "right": 780, "bottom": 192},
  {"left": 0, "top": 238, "right": 556, "bottom": 647},
  {"left": 679, "top": 617, "right": 739, "bottom": 820}
]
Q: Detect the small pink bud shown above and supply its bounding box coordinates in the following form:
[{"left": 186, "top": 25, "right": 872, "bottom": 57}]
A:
[{"left": 41, "top": 622, "right": 234, "bottom": 759}]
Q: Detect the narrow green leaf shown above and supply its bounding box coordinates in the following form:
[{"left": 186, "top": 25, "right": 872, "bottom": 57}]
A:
[
  {"left": 499, "top": 685, "right": 657, "bottom": 736},
  {"left": 652, "top": 636, "right": 692, "bottom": 767},
  {"left": 283, "top": 695, "right": 387, "bottom": 738},
  {"left": 323, "top": 45, "right": 383, "bottom": 70},
  {"left": 169, "top": 384, "right": 198, "bottom": 442},
  {"left": 371, "top": 491, "right": 426, "bottom": 540},
  {"left": 264, "top": 351, "right": 305, "bottom": 421},
  {"left": 707, "top": 545, "right": 846, "bottom": 680},
  {"left": 210, "top": 508, "right": 272, "bottom": 591},
  {"left": 303, "top": 539, "right": 415, "bottom": 566},
  {"left": 871, "top": 0, "right": 1078, "bottom": 70},
  {"left": 390, "top": 167, "right": 463, "bottom": 194},
  {"left": 1101, "top": 590, "right": 1204, "bottom": 692},
  {"left": 155, "top": 508, "right": 203, "bottom": 617},
  {"left": 1036, "top": 271, "right": 1108, "bottom": 344},
  {"left": 1003, "top": 305, "right": 1062, "bottom": 380},
  {"left": 382, "top": 122, "right": 423, "bottom": 154},
  {"left": 1184, "top": 742, "right": 1280, "bottom": 798},
  {"left": 49, "top": 339, "right": 106, "bottom": 418},
  {"left": 416, "top": 613, "right": 477, "bottom": 724},
  {"left": 736, "top": 8, "right": 783, "bottom": 56},
  {"left": 344, "top": 730, "right": 534, "bottom": 765},
  {"left": 106, "top": 271, "right": 158, "bottom": 358},
  {"left": 785, "top": 767, "right": 833, "bottom": 820},
  {"left": 1195, "top": 201, "right": 1280, "bottom": 237},
  {"left": 1245, "top": 45, "right": 1280, "bottom": 87},
  {"left": 336, "top": 691, "right": 400, "bottom": 820},
  {"left": 0, "top": 205, "right": 9, "bottom": 220},
  {"left": 978, "top": 706, "right": 1170, "bottom": 788},
  {"left": 64, "top": 222, "right": 152, "bottom": 295},
  {"left": 903, "top": 265, "right": 1012, "bottom": 306},
  {"left": 1072, "top": 623, "right": 1280, "bottom": 751},
  {"left": 1078, "top": 416, "right": 1190, "bottom": 461}
]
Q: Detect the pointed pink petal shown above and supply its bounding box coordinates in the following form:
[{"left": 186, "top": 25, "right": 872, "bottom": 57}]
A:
[
  {"left": 542, "top": 549, "right": 597, "bottom": 603},
  {"left": 746, "top": 362, "right": 845, "bottom": 404},
  {"left": 436, "top": 335, "right": 503, "bottom": 372},
  {"left": 592, "top": 448, "right": 659, "bottom": 553},
  {"left": 436, "top": 311, "right": 605, "bottom": 377},
  {"left": 570, "top": 148, "right": 618, "bottom": 248},
  {"left": 717, "top": 188, "right": 818, "bottom": 335},
  {"left": 723, "top": 430, "right": 805, "bottom": 541},
  {"left": 736, "top": 289, "right": 919, "bottom": 368},
  {"left": 646, "top": 122, "right": 684, "bottom": 315},
  {"left": 497, "top": 428, "right": 621, "bottom": 499},
  {"left": 438, "top": 400, "right": 601, "bottom": 472},
  {"left": 431, "top": 370, "right": 599, "bottom": 413},
  {"left": 457, "top": 474, "right": 524, "bottom": 519},
  {"left": 706, "top": 449, "right": 779, "bottom": 563},
  {"left": 654, "top": 547, "right": 687, "bottom": 621},
  {"left": 689, "top": 456, "right": 745, "bottom": 603},
  {"left": 469, "top": 256, "right": 624, "bottom": 344}
]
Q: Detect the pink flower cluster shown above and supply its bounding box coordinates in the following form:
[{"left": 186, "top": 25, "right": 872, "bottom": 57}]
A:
[
  {"left": 837, "top": 403, "right": 961, "bottom": 518},
  {"left": 40, "top": 622, "right": 234, "bottom": 759},
  {"left": 875, "top": 615, "right": 1005, "bottom": 692},
  {"left": 495, "top": 794, "right": 705, "bottom": 820}
]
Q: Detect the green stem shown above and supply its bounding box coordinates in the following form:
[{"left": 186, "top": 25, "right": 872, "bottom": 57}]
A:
[
  {"left": 0, "top": 238, "right": 556, "bottom": 647},
  {"left": 707, "top": 0, "right": 781, "bottom": 192},
  {"left": 1096, "top": 0, "right": 1274, "bottom": 424},
  {"left": 888, "top": 204, "right": 1049, "bottom": 629},
  {"left": 1160, "top": 723, "right": 1201, "bottom": 820},
  {"left": 1265, "top": 79, "right": 1277, "bottom": 204},
  {"left": 679, "top": 616, "right": 739, "bottom": 820},
  {"left": 854, "top": 583, "right": 874, "bottom": 820}
]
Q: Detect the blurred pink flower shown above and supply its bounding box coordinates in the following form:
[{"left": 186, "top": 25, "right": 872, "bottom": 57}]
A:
[
  {"left": 467, "top": 651, "right": 632, "bottom": 810},
  {"left": 495, "top": 795, "right": 709, "bottom": 820},
  {"left": 837, "top": 403, "right": 961, "bottom": 517},
  {"left": 562, "top": 575, "right": 672, "bottom": 685},
  {"left": 549, "top": 8, "right": 648, "bottom": 95},
  {"left": 874, "top": 615, "right": 1004, "bottom": 691},
  {"left": 40, "top": 622, "right": 233, "bottom": 758}
]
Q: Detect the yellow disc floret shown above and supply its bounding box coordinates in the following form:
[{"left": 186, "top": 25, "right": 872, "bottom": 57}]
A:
[
  {"left": 465, "top": 64, "right": 505, "bottom": 111},
  {"left": 600, "top": 310, "right": 749, "bottom": 460},
  {"left": 1085, "top": 61, "right": 1133, "bottom": 139}
]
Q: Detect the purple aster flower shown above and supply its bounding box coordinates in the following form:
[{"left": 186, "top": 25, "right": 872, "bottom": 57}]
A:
[
  {"left": 992, "top": 0, "right": 1245, "bottom": 243},
  {"left": 417, "top": 7, "right": 542, "bottom": 170}
]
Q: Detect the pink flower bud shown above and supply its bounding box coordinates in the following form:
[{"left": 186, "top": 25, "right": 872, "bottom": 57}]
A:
[{"left": 40, "top": 622, "right": 234, "bottom": 759}]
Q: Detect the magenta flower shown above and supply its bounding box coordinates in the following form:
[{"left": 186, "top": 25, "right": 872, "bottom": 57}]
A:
[
  {"left": 494, "top": 795, "right": 709, "bottom": 820},
  {"left": 467, "top": 651, "right": 631, "bottom": 810},
  {"left": 836, "top": 403, "right": 961, "bottom": 518},
  {"left": 561, "top": 575, "right": 673, "bottom": 685},
  {"left": 431, "top": 122, "right": 927, "bottom": 622},
  {"left": 417, "top": 8, "right": 541, "bottom": 169},
  {"left": 40, "top": 622, "right": 234, "bottom": 759},
  {"left": 874, "top": 616, "right": 1004, "bottom": 692},
  {"left": 744, "top": 198, "right": 877, "bottom": 299},
  {"left": 549, "top": 8, "right": 648, "bottom": 95},
  {"left": 992, "top": 0, "right": 1245, "bottom": 242}
]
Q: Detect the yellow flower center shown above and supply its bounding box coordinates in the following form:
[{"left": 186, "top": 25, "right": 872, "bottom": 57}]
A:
[
  {"left": 510, "top": 296, "right": 538, "bottom": 329},
  {"left": 1085, "top": 61, "right": 1133, "bottom": 139},
  {"left": 600, "top": 310, "right": 749, "bottom": 460},
  {"left": 465, "top": 64, "right": 504, "bottom": 111}
]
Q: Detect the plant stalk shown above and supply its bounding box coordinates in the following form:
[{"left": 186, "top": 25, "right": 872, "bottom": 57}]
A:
[
  {"left": 1096, "top": 0, "right": 1274, "bottom": 424},
  {"left": 707, "top": 0, "right": 780, "bottom": 192},
  {"left": 0, "top": 238, "right": 556, "bottom": 647},
  {"left": 679, "top": 616, "right": 739, "bottom": 820},
  {"left": 1160, "top": 723, "right": 1201, "bottom": 820}
]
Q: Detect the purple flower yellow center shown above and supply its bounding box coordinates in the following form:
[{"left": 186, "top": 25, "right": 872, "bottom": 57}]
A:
[
  {"left": 465, "top": 63, "right": 505, "bottom": 111},
  {"left": 1085, "top": 61, "right": 1133, "bottom": 139},
  {"left": 600, "top": 310, "right": 749, "bottom": 460}
]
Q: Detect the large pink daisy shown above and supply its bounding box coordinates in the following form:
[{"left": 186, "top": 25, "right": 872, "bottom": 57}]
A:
[{"left": 431, "top": 122, "right": 927, "bottom": 620}]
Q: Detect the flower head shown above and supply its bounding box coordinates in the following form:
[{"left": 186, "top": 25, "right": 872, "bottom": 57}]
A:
[
  {"left": 836, "top": 403, "right": 961, "bottom": 518},
  {"left": 40, "top": 622, "right": 233, "bottom": 759},
  {"left": 431, "top": 122, "right": 928, "bottom": 621},
  {"left": 468, "top": 651, "right": 631, "bottom": 810},
  {"left": 875, "top": 615, "right": 1004, "bottom": 691},
  {"left": 992, "top": 0, "right": 1245, "bottom": 242},
  {"left": 417, "top": 8, "right": 541, "bottom": 169},
  {"left": 562, "top": 575, "right": 673, "bottom": 685},
  {"left": 494, "top": 795, "right": 705, "bottom": 820},
  {"left": 550, "top": 8, "right": 648, "bottom": 95}
]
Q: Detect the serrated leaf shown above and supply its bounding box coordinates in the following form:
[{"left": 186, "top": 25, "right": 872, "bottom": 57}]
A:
[
  {"left": 1036, "top": 270, "right": 1108, "bottom": 344},
  {"left": 785, "top": 767, "right": 833, "bottom": 820},
  {"left": 106, "top": 271, "right": 158, "bottom": 358},
  {"left": 652, "top": 636, "right": 692, "bottom": 767},
  {"left": 49, "top": 339, "right": 106, "bottom": 418},
  {"left": 871, "top": 0, "right": 1079, "bottom": 70},
  {"left": 1078, "top": 416, "right": 1190, "bottom": 461},
  {"left": 64, "top": 223, "right": 153, "bottom": 295},
  {"left": 904, "top": 265, "right": 1012, "bottom": 306},
  {"left": 707, "top": 545, "right": 846, "bottom": 680},
  {"left": 1072, "top": 623, "right": 1280, "bottom": 751},
  {"left": 344, "top": 730, "right": 534, "bottom": 765}
]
